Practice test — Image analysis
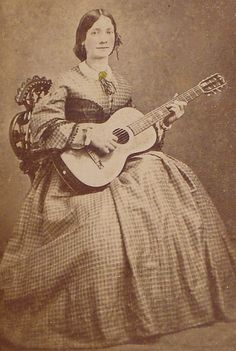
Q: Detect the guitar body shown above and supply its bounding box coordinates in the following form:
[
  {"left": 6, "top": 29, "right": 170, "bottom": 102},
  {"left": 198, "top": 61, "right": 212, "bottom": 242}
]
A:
[{"left": 53, "top": 107, "right": 157, "bottom": 188}]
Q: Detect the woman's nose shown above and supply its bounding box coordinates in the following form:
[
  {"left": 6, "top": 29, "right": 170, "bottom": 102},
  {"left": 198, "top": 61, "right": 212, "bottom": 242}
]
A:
[
  {"left": 98, "top": 32, "right": 109, "bottom": 43},
  {"left": 99, "top": 37, "right": 108, "bottom": 44}
]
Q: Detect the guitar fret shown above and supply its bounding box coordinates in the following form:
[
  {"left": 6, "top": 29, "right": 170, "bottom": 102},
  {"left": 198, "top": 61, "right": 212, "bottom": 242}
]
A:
[
  {"left": 181, "top": 92, "right": 192, "bottom": 102},
  {"left": 192, "top": 88, "right": 200, "bottom": 96},
  {"left": 179, "top": 94, "right": 188, "bottom": 102},
  {"left": 187, "top": 91, "right": 195, "bottom": 100},
  {"left": 182, "top": 86, "right": 202, "bottom": 101},
  {"left": 195, "top": 86, "right": 202, "bottom": 95}
]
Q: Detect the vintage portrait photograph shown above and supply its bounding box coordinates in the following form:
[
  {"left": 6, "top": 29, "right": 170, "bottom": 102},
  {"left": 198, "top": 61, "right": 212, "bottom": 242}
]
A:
[{"left": 0, "top": 0, "right": 236, "bottom": 350}]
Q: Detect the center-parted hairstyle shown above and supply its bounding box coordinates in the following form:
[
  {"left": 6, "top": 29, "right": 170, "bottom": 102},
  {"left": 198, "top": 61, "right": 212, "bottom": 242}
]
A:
[{"left": 73, "top": 9, "right": 122, "bottom": 61}]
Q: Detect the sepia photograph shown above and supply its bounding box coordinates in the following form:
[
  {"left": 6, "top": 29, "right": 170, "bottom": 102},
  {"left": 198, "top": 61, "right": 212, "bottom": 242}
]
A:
[{"left": 0, "top": 0, "right": 236, "bottom": 350}]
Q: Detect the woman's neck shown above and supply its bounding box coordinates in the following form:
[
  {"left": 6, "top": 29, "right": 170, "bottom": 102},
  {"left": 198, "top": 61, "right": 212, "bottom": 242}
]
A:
[{"left": 85, "top": 57, "right": 109, "bottom": 73}]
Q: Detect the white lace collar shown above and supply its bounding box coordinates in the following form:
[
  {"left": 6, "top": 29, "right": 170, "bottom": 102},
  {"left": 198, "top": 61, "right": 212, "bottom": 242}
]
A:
[{"left": 79, "top": 60, "right": 113, "bottom": 81}]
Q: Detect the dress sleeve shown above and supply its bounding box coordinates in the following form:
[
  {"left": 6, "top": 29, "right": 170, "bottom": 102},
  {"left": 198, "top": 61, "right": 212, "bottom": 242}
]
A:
[
  {"left": 126, "top": 97, "right": 165, "bottom": 149},
  {"left": 30, "top": 80, "right": 92, "bottom": 151},
  {"left": 154, "top": 122, "right": 166, "bottom": 147}
]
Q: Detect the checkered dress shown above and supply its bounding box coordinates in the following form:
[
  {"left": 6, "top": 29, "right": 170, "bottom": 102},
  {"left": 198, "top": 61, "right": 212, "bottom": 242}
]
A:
[{"left": 1, "top": 63, "right": 236, "bottom": 350}]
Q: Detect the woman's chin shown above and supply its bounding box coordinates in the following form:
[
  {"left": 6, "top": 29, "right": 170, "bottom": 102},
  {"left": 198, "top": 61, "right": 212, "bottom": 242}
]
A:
[{"left": 93, "top": 49, "right": 111, "bottom": 59}]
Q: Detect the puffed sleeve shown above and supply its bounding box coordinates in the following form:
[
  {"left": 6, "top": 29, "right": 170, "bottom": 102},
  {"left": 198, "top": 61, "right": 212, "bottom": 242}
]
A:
[{"left": 30, "top": 79, "right": 93, "bottom": 151}]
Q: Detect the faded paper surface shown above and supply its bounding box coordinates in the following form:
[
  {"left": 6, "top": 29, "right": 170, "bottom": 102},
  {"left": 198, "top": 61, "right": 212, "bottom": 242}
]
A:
[{"left": 0, "top": 0, "right": 236, "bottom": 350}]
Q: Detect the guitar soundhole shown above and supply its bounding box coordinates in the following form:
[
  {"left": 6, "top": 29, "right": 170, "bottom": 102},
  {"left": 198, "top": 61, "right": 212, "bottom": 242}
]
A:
[{"left": 112, "top": 128, "right": 130, "bottom": 144}]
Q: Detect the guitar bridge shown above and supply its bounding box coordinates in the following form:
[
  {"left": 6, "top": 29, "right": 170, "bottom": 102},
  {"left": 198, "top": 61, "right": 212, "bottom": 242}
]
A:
[{"left": 86, "top": 149, "right": 104, "bottom": 169}]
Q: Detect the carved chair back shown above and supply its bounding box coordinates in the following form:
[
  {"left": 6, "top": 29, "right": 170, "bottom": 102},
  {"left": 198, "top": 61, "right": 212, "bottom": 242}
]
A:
[{"left": 10, "top": 76, "right": 52, "bottom": 182}]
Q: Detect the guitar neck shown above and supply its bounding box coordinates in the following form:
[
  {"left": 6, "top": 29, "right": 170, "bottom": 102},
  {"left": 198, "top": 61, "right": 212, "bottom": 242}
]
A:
[{"left": 129, "top": 84, "right": 203, "bottom": 135}]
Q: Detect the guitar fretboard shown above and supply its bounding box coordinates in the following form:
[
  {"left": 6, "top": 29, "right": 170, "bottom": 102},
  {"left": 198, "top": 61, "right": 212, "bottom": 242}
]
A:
[{"left": 128, "top": 85, "right": 203, "bottom": 135}]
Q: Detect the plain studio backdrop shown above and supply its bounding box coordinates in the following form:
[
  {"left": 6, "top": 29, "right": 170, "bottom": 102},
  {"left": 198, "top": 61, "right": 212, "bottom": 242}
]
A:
[{"left": 0, "top": 0, "right": 235, "bottom": 259}]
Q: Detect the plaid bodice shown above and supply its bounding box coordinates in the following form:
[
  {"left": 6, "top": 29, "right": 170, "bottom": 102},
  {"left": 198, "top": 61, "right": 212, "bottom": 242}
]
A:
[{"left": 64, "top": 66, "right": 132, "bottom": 124}]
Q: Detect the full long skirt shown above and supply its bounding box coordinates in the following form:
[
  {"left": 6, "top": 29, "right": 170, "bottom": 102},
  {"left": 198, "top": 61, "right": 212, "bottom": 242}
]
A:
[{"left": 0, "top": 151, "right": 236, "bottom": 349}]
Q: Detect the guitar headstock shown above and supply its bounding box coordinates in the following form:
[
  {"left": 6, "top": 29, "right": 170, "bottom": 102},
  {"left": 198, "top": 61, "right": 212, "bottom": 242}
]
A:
[{"left": 199, "top": 73, "right": 226, "bottom": 95}]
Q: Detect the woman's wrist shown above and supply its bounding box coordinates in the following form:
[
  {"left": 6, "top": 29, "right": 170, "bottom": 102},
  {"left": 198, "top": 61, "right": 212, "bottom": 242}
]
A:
[
  {"left": 160, "top": 119, "right": 172, "bottom": 131},
  {"left": 68, "top": 124, "right": 94, "bottom": 149}
]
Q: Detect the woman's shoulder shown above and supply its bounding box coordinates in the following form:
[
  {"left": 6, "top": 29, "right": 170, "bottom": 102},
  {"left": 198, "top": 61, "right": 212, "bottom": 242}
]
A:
[
  {"left": 112, "top": 69, "right": 131, "bottom": 84},
  {"left": 52, "top": 65, "right": 83, "bottom": 88},
  {"left": 112, "top": 69, "right": 132, "bottom": 95}
]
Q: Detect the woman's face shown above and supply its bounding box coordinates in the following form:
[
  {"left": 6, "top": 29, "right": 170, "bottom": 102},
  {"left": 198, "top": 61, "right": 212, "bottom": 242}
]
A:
[{"left": 83, "top": 15, "right": 115, "bottom": 60}]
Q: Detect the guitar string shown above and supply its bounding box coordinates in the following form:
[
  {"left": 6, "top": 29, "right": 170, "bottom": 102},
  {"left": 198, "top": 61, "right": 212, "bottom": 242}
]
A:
[
  {"left": 109, "top": 86, "right": 202, "bottom": 142},
  {"left": 128, "top": 90, "right": 198, "bottom": 134},
  {"left": 111, "top": 80, "right": 218, "bottom": 142},
  {"left": 109, "top": 86, "right": 201, "bottom": 145},
  {"left": 123, "top": 76, "right": 224, "bottom": 136},
  {"left": 141, "top": 86, "right": 202, "bottom": 123},
  {"left": 128, "top": 86, "right": 203, "bottom": 135},
  {"left": 91, "top": 81, "right": 221, "bottom": 154}
]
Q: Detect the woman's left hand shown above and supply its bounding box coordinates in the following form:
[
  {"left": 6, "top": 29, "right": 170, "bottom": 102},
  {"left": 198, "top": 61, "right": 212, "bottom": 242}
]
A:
[{"left": 164, "top": 93, "right": 187, "bottom": 126}]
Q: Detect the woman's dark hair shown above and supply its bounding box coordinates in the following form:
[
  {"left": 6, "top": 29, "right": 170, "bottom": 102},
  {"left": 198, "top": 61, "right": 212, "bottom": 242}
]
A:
[{"left": 73, "top": 9, "right": 122, "bottom": 61}]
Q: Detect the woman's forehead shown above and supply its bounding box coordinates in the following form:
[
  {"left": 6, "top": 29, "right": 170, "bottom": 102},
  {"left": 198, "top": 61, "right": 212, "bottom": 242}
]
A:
[{"left": 90, "top": 15, "right": 114, "bottom": 30}]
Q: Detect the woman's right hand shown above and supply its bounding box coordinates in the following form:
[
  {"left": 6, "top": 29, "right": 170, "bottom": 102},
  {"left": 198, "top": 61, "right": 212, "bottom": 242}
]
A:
[{"left": 89, "top": 128, "right": 118, "bottom": 155}]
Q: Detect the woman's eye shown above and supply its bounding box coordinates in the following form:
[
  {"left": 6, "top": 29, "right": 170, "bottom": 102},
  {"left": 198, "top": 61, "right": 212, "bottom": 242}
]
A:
[{"left": 91, "top": 31, "right": 97, "bottom": 35}]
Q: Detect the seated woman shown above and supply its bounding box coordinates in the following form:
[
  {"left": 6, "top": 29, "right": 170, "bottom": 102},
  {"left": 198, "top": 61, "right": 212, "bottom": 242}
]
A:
[{"left": 0, "top": 8, "right": 236, "bottom": 351}]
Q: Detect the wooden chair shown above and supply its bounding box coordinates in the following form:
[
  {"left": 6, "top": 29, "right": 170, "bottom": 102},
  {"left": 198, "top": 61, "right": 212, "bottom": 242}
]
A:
[{"left": 10, "top": 76, "right": 52, "bottom": 182}]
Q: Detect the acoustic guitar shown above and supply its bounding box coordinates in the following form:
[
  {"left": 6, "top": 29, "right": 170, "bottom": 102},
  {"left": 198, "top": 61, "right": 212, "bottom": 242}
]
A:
[{"left": 53, "top": 73, "right": 226, "bottom": 189}]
